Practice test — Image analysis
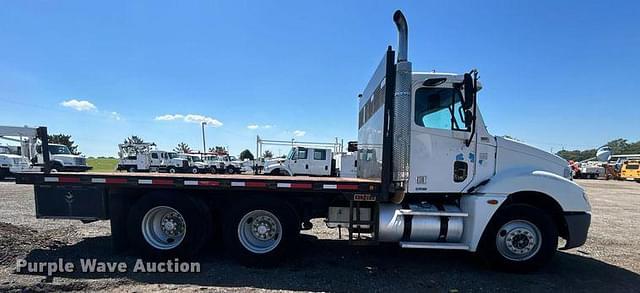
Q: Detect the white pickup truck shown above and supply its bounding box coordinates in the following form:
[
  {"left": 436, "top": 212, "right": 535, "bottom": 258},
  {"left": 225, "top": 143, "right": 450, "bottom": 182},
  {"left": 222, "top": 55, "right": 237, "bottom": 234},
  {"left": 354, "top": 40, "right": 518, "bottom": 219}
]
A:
[{"left": 263, "top": 146, "right": 356, "bottom": 177}]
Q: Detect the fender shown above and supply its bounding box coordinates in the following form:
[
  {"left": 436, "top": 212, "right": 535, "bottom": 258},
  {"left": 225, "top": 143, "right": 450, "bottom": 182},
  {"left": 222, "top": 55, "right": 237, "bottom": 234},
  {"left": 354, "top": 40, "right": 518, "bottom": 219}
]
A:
[
  {"left": 476, "top": 168, "right": 590, "bottom": 212},
  {"left": 263, "top": 164, "right": 292, "bottom": 176}
]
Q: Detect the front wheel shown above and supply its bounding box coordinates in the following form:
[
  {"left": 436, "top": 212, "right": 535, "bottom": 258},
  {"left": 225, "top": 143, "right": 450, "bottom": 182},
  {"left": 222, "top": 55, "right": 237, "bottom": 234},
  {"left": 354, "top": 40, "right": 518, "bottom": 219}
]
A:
[
  {"left": 223, "top": 198, "right": 299, "bottom": 266},
  {"left": 191, "top": 167, "right": 199, "bottom": 174},
  {"left": 168, "top": 167, "right": 177, "bottom": 174},
  {"left": 226, "top": 166, "right": 236, "bottom": 174},
  {"left": 478, "top": 204, "right": 558, "bottom": 272}
]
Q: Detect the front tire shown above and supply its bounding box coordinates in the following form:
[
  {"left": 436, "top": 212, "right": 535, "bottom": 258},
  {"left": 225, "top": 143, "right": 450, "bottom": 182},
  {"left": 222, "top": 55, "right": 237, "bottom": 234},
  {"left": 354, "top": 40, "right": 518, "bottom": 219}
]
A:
[
  {"left": 226, "top": 166, "right": 236, "bottom": 174},
  {"left": 479, "top": 204, "right": 558, "bottom": 272},
  {"left": 127, "top": 193, "right": 212, "bottom": 259},
  {"left": 191, "top": 167, "right": 199, "bottom": 174},
  {"left": 168, "top": 167, "right": 177, "bottom": 174},
  {"left": 223, "top": 198, "right": 299, "bottom": 266}
]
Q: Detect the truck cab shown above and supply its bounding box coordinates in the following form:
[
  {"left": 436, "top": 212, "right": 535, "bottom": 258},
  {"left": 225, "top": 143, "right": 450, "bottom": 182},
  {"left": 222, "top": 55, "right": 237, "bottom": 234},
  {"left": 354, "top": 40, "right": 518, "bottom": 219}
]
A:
[
  {"left": 36, "top": 143, "right": 91, "bottom": 172},
  {"left": 0, "top": 145, "right": 33, "bottom": 179},
  {"left": 264, "top": 147, "right": 333, "bottom": 176},
  {"left": 354, "top": 10, "right": 590, "bottom": 271},
  {"left": 177, "top": 153, "right": 209, "bottom": 174}
]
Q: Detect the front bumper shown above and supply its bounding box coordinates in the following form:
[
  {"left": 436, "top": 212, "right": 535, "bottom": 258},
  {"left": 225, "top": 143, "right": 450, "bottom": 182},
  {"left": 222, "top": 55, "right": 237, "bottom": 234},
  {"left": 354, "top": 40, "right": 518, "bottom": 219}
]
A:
[{"left": 561, "top": 212, "right": 591, "bottom": 249}]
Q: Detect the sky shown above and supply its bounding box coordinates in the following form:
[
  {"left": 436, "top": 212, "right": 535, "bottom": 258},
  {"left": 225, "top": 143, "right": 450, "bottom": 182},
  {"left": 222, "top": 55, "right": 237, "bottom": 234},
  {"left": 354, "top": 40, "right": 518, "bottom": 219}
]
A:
[{"left": 1, "top": 1, "right": 639, "bottom": 157}]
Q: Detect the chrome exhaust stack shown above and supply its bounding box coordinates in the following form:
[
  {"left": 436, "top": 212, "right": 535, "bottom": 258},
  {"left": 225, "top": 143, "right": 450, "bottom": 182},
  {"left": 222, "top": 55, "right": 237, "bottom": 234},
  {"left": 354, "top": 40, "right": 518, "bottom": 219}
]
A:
[{"left": 391, "top": 10, "right": 412, "bottom": 198}]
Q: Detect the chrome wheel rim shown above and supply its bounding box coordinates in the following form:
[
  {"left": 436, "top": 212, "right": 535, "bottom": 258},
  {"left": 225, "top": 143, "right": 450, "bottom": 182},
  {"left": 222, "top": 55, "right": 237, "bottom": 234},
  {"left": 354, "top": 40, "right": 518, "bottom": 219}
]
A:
[
  {"left": 169, "top": 168, "right": 176, "bottom": 173},
  {"left": 192, "top": 168, "right": 198, "bottom": 174},
  {"left": 496, "top": 220, "right": 541, "bottom": 261},
  {"left": 237, "top": 210, "right": 282, "bottom": 254},
  {"left": 141, "top": 206, "right": 186, "bottom": 250}
]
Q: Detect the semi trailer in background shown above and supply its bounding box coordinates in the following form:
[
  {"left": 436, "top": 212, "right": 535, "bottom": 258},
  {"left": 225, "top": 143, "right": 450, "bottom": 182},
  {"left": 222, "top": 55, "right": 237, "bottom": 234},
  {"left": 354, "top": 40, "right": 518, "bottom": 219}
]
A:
[{"left": 12, "top": 11, "right": 590, "bottom": 271}]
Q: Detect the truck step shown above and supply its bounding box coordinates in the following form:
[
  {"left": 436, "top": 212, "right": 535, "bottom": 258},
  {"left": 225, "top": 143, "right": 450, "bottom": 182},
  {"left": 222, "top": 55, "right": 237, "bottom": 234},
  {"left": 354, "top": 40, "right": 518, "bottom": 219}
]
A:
[
  {"left": 396, "top": 209, "right": 468, "bottom": 217},
  {"left": 399, "top": 242, "right": 470, "bottom": 250}
]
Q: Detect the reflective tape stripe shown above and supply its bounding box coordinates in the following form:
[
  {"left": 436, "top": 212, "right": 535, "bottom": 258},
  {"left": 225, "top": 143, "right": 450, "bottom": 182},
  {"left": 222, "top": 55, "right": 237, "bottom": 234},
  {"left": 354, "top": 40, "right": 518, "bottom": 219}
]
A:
[
  {"left": 231, "top": 182, "right": 245, "bottom": 187},
  {"left": 323, "top": 184, "right": 337, "bottom": 189},
  {"left": 91, "top": 178, "right": 106, "bottom": 183},
  {"left": 138, "top": 179, "right": 152, "bottom": 185},
  {"left": 44, "top": 177, "right": 58, "bottom": 182},
  {"left": 337, "top": 184, "right": 359, "bottom": 190},
  {"left": 245, "top": 181, "right": 267, "bottom": 188}
]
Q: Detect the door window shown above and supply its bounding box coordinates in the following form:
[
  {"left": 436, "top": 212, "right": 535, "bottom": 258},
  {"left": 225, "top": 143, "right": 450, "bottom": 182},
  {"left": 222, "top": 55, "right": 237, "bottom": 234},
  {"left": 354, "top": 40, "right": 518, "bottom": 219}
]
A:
[
  {"left": 297, "top": 148, "right": 308, "bottom": 159},
  {"left": 151, "top": 153, "right": 158, "bottom": 159},
  {"left": 313, "top": 149, "right": 327, "bottom": 160},
  {"left": 415, "top": 87, "right": 469, "bottom": 131}
]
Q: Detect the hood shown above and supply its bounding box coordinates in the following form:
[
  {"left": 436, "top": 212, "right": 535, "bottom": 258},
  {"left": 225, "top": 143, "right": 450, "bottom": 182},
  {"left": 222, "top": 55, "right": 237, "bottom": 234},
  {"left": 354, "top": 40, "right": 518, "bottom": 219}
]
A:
[
  {"left": 0, "top": 154, "right": 24, "bottom": 159},
  {"left": 496, "top": 137, "right": 570, "bottom": 178}
]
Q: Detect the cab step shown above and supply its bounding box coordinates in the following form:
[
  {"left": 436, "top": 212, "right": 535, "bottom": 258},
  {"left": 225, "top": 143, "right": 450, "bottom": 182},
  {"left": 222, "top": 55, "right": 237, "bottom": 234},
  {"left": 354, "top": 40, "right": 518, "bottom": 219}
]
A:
[{"left": 399, "top": 242, "right": 470, "bottom": 250}]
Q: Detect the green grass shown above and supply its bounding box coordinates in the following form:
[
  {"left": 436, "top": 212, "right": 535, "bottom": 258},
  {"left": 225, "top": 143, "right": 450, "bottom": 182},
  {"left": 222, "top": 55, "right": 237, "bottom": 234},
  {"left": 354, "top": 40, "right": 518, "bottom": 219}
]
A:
[{"left": 87, "top": 158, "right": 118, "bottom": 172}]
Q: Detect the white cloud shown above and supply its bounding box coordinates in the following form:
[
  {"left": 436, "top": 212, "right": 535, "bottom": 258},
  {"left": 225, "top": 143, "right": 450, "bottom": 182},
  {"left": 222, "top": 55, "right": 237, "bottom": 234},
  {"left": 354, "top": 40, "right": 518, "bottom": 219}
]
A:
[
  {"left": 60, "top": 99, "right": 96, "bottom": 111},
  {"left": 247, "top": 124, "right": 273, "bottom": 130},
  {"left": 293, "top": 130, "right": 306, "bottom": 137},
  {"left": 155, "top": 114, "right": 184, "bottom": 121},
  {"left": 155, "top": 113, "right": 223, "bottom": 127},
  {"left": 110, "top": 112, "right": 121, "bottom": 121}
]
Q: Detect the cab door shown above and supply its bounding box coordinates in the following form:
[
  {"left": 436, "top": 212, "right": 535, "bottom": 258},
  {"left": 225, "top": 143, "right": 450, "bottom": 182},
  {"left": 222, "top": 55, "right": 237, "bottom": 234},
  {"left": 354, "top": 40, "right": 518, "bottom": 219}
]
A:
[
  {"left": 288, "top": 147, "right": 310, "bottom": 175},
  {"left": 408, "top": 85, "right": 475, "bottom": 193},
  {"left": 310, "top": 149, "right": 331, "bottom": 176}
]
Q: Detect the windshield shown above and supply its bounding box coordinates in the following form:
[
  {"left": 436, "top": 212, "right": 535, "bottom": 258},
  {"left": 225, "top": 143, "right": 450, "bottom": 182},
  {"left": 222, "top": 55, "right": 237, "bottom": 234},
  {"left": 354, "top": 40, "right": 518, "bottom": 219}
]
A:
[
  {"left": 228, "top": 156, "right": 237, "bottom": 161},
  {"left": 191, "top": 156, "right": 202, "bottom": 162},
  {"left": 167, "top": 152, "right": 179, "bottom": 159},
  {"left": 287, "top": 148, "right": 296, "bottom": 160},
  {"left": 50, "top": 145, "right": 72, "bottom": 155}
]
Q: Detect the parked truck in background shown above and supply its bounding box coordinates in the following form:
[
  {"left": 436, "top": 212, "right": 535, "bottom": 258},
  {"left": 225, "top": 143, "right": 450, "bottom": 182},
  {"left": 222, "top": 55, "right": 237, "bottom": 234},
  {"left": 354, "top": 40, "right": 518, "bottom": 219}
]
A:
[
  {"left": 263, "top": 146, "right": 357, "bottom": 177},
  {"left": 12, "top": 11, "right": 590, "bottom": 272}
]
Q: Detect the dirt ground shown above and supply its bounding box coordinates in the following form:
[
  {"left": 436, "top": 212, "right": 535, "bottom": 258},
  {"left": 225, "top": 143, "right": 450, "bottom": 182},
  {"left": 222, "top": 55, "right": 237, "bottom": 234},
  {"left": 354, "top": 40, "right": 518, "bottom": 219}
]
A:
[{"left": 0, "top": 179, "right": 639, "bottom": 292}]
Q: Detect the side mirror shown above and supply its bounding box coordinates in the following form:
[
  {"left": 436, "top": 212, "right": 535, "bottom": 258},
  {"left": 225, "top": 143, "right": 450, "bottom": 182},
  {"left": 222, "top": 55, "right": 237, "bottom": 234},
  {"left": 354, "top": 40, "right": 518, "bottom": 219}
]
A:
[{"left": 462, "top": 73, "right": 475, "bottom": 110}]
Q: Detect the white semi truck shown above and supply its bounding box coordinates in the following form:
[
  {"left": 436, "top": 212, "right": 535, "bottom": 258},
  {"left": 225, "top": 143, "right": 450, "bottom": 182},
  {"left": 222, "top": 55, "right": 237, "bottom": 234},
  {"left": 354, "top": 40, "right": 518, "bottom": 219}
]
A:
[{"left": 13, "top": 11, "right": 589, "bottom": 271}]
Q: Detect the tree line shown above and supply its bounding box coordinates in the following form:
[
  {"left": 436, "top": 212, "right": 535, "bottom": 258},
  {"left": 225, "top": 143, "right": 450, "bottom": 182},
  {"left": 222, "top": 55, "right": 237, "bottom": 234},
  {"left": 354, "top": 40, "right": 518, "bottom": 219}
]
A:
[{"left": 556, "top": 138, "right": 640, "bottom": 162}]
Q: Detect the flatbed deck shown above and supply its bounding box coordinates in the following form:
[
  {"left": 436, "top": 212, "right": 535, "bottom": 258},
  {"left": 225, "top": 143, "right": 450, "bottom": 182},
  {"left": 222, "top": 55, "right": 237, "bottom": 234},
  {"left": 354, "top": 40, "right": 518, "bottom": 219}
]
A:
[{"left": 15, "top": 172, "right": 381, "bottom": 194}]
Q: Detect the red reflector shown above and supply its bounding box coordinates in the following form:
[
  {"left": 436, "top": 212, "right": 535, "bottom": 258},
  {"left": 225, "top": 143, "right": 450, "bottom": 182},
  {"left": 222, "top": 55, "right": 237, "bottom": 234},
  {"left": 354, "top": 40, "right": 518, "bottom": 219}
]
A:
[
  {"left": 59, "top": 177, "right": 81, "bottom": 183},
  {"left": 487, "top": 199, "right": 499, "bottom": 205},
  {"left": 246, "top": 181, "right": 267, "bottom": 188},
  {"left": 106, "top": 178, "right": 128, "bottom": 184}
]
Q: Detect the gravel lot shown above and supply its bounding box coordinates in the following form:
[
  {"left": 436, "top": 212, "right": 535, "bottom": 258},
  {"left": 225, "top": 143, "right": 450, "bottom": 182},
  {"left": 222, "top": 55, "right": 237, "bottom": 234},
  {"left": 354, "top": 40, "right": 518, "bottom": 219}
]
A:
[{"left": 0, "top": 179, "right": 639, "bottom": 292}]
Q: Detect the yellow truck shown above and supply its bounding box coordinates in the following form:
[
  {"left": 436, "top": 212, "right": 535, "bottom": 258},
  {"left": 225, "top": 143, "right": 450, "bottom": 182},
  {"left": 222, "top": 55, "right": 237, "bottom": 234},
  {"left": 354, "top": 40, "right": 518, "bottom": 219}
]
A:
[{"left": 620, "top": 160, "right": 640, "bottom": 182}]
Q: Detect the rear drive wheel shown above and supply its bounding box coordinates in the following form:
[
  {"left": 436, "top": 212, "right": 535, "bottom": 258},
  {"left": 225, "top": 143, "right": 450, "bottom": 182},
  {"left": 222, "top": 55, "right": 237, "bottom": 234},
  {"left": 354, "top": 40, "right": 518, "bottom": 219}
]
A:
[
  {"left": 223, "top": 198, "right": 299, "bottom": 266},
  {"left": 479, "top": 204, "right": 557, "bottom": 272},
  {"left": 127, "top": 193, "right": 212, "bottom": 259}
]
